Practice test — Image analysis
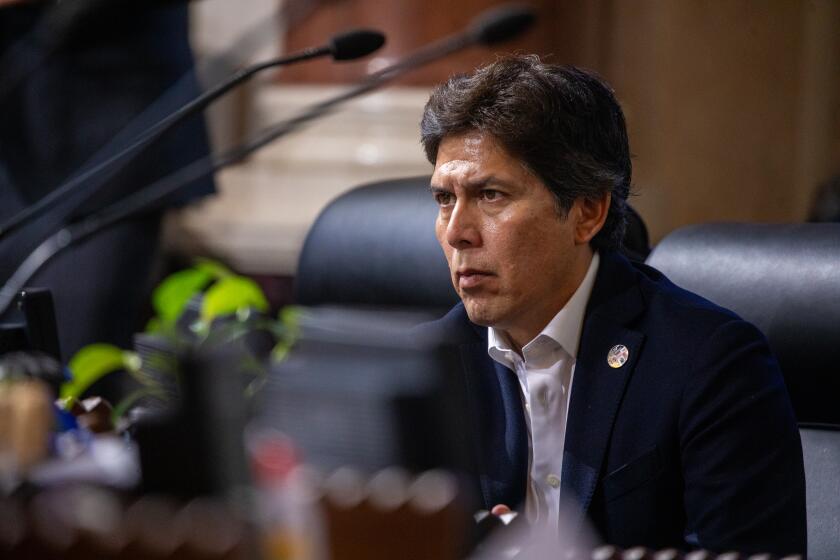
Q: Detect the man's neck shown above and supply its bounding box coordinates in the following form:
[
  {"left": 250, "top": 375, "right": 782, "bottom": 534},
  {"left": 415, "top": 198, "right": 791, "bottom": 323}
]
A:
[{"left": 502, "top": 249, "right": 595, "bottom": 355}]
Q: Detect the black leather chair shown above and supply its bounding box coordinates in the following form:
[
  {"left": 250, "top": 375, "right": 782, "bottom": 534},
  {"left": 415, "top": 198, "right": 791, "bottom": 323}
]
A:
[
  {"left": 296, "top": 176, "right": 458, "bottom": 312},
  {"left": 799, "top": 424, "right": 840, "bottom": 560},
  {"left": 296, "top": 176, "right": 651, "bottom": 310},
  {"left": 646, "top": 222, "right": 840, "bottom": 560}
]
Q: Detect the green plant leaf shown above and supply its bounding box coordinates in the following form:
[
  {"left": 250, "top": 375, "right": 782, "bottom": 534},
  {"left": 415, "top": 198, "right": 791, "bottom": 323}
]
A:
[
  {"left": 145, "top": 316, "right": 163, "bottom": 334},
  {"left": 61, "top": 344, "right": 135, "bottom": 401},
  {"left": 57, "top": 396, "right": 77, "bottom": 411},
  {"left": 200, "top": 276, "right": 268, "bottom": 324},
  {"left": 194, "top": 258, "right": 234, "bottom": 280},
  {"left": 279, "top": 306, "right": 302, "bottom": 329},
  {"left": 151, "top": 268, "right": 213, "bottom": 326},
  {"left": 271, "top": 306, "right": 303, "bottom": 363}
]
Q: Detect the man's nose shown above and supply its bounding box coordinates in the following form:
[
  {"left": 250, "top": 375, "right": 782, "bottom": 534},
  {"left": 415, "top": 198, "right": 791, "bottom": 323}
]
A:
[{"left": 445, "top": 199, "right": 481, "bottom": 249}]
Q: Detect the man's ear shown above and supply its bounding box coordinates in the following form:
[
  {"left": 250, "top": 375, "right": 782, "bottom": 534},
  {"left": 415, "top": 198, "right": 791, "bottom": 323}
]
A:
[{"left": 574, "top": 192, "right": 611, "bottom": 245}]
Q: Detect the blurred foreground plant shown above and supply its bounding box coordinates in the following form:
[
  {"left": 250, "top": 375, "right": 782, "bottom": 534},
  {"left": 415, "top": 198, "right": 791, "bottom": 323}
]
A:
[{"left": 60, "top": 259, "right": 299, "bottom": 425}]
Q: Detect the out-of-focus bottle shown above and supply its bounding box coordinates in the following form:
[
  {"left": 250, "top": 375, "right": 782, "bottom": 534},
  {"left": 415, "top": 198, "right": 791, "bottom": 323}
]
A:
[
  {"left": 0, "top": 378, "right": 53, "bottom": 482},
  {"left": 250, "top": 430, "right": 326, "bottom": 560}
]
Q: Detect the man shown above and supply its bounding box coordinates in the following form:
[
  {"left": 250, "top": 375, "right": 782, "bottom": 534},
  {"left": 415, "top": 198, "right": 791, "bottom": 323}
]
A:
[{"left": 419, "top": 55, "right": 805, "bottom": 554}]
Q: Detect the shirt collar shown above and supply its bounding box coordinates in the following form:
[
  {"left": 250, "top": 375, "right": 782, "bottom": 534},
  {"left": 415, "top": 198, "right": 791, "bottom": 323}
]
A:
[{"left": 488, "top": 252, "right": 600, "bottom": 361}]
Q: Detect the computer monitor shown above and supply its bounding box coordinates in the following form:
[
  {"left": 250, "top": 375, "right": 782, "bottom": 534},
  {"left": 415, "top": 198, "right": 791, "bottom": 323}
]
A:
[{"left": 254, "top": 307, "right": 473, "bottom": 478}]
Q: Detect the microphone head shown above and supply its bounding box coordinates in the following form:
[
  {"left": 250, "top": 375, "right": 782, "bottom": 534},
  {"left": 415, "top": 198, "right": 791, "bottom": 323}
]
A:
[
  {"left": 329, "top": 29, "right": 386, "bottom": 61},
  {"left": 469, "top": 4, "right": 536, "bottom": 46}
]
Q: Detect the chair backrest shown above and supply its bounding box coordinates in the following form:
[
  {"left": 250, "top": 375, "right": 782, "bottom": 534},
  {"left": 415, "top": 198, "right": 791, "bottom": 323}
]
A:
[
  {"left": 295, "top": 177, "right": 458, "bottom": 311},
  {"left": 646, "top": 222, "right": 840, "bottom": 425},
  {"left": 646, "top": 223, "right": 840, "bottom": 560},
  {"left": 296, "top": 176, "right": 652, "bottom": 310},
  {"left": 800, "top": 424, "right": 840, "bottom": 560}
]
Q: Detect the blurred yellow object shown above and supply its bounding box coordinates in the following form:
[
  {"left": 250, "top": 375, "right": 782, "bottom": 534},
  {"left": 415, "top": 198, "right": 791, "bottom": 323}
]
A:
[
  {"left": 0, "top": 379, "right": 52, "bottom": 472},
  {"left": 263, "top": 530, "right": 312, "bottom": 560}
]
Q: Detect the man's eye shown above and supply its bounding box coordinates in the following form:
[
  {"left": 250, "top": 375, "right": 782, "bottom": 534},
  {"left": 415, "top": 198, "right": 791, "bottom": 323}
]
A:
[
  {"left": 481, "top": 189, "right": 502, "bottom": 201},
  {"left": 434, "top": 192, "right": 454, "bottom": 206}
]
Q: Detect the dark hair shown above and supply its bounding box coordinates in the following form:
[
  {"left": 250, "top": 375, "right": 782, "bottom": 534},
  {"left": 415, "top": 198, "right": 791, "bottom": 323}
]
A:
[{"left": 420, "top": 54, "right": 632, "bottom": 250}]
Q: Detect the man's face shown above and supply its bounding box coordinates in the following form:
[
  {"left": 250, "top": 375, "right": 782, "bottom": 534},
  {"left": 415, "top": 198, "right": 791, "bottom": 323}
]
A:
[{"left": 431, "top": 131, "right": 596, "bottom": 345}]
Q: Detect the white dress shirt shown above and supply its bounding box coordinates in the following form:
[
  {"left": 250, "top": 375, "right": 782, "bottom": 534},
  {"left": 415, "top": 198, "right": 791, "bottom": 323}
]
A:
[{"left": 487, "top": 253, "right": 600, "bottom": 530}]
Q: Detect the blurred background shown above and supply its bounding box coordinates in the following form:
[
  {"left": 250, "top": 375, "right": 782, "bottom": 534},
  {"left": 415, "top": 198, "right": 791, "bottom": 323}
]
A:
[{"left": 175, "top": 0, "right": 840, "bottom": 285}]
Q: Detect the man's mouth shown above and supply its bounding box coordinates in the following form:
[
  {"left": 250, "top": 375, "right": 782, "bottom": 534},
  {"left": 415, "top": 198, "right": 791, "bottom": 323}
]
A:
[{"left": 457, "top": 269, "right": 494, "bottom": 289}]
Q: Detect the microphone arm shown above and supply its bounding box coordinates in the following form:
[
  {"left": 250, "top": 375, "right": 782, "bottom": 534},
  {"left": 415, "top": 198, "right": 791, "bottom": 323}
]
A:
[
  {"left": 229, "top": 3, "right": 536, "bottom": 162},
  {"left": 0, "top": 4, "right": 535, "bottom": 317},
  {"left": 0, "top": 29, "right": 386, "bottom": 242}
]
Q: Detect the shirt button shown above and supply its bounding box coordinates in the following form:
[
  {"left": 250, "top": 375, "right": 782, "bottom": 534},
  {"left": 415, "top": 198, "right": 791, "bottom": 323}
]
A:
[{"left": 546, "top": 474, "right": 560, "bottom": 488}]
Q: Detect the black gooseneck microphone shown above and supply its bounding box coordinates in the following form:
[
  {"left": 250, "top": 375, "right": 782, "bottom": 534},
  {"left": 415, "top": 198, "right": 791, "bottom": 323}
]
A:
[
  {"left": 0, "top": 3, "right": 536, "bottom": 316},
  {"left": 0, "top": 28, "right": 386, "bottom": 242}
]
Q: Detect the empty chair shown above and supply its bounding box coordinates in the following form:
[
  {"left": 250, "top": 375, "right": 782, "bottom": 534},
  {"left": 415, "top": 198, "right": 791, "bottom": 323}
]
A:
[{"left": 296, "top": 176, "right": 457, "bottom": 312}]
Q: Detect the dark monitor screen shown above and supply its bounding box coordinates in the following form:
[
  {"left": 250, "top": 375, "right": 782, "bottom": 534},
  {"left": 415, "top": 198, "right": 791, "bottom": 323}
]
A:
[{"left": 254, "top": 307, "right": 472, "bottom": 476}]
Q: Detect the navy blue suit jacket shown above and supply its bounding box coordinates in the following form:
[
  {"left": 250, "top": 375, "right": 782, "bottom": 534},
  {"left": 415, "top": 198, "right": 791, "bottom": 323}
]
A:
[{"left": 423, "top": 251, "right": 805, "bottom": 555}]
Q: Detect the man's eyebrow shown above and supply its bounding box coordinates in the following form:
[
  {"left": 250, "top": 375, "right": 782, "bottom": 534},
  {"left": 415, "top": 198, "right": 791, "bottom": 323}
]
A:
[
  {"left": 429, "top": 176, "right": 517, "bottom": 192},
  {"left": 481, "top": 177, "right": 518, "bottom": 190},
  {"left": 462, "top": 176, "right": 517, "bottom": 191}
]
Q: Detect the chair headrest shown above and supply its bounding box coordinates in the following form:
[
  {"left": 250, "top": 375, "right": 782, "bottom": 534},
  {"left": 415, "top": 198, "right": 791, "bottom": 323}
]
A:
[
  {"left": 646, "top": 222, "right": 840, "bottom": 423},
  {"left": 295, "top": 176, "right": 459, "bottom": 310}
]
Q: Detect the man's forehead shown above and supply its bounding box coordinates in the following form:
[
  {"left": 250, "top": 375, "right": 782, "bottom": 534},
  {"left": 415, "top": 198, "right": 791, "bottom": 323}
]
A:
[
  {"left": 432, "top": 133, "right": 503, "bottom": 181},
  {"left": 460, "top": 132, "right": 486, "bottom": 154},
  {"left": 436, "top": 130, "right": 501, "bottom": 159},
  {"left": 432, "top": 159, "right": 482, "bottom": 182},
  {"left": 431, "top": 132, "right": 540, "bottom": 191}
]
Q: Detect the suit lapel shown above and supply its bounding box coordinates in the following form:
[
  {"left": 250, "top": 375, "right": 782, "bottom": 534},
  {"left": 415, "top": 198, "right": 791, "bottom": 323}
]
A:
[
  {"left": 458, "top": 328, "right": 528, "bottom": 510},
  {"left": 561, "top": 252, "right": 646, "bottom": 522},
  {"left": 443, "top": 252, "right": 647, "bottom": 518}
]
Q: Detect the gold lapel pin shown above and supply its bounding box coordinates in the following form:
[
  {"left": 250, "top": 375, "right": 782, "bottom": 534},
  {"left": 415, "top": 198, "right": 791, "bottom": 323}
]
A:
[{"left": 607, "top": 344, "right": 629, "bottom": 368}]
